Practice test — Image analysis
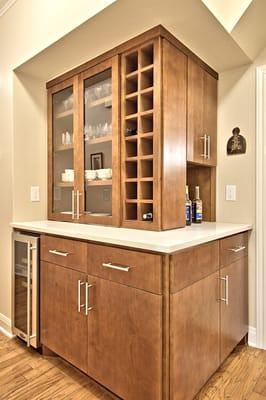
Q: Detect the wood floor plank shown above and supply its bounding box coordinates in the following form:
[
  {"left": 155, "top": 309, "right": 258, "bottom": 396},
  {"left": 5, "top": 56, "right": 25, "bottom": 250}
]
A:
[{"left": 0, "top": 333, "right": 266, "bottom": 400}]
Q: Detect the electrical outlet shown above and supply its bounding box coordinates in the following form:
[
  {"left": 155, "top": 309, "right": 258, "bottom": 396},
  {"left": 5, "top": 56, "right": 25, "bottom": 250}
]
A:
[
  {"left": 225, "top": 185, "right": 236, "bottom": 201},
  {"left": 30, "top": 186, "right": 40, "bottom": 202}
]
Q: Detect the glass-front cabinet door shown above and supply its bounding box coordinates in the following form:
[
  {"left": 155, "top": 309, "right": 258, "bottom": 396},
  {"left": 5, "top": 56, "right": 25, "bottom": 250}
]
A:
[
  {"left": 48, "top": 77, "right": 78, "bottom": 221},
  {"left": 77, "top": 57, "right": 120, "bottom": 226}
]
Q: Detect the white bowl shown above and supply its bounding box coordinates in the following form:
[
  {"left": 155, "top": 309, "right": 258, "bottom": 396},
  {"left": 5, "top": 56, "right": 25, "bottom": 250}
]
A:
[
  {"left": 85, "top": 170, "right": 97, "bottom": 180},
  {"left": 96, "top": 168, "right": 112, "bottom": 180}
]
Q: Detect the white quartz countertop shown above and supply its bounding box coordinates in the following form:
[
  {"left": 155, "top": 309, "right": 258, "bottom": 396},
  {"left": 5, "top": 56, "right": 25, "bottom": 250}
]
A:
[{"left": 10, "top": 220, "right": 252, "bottom": 254}]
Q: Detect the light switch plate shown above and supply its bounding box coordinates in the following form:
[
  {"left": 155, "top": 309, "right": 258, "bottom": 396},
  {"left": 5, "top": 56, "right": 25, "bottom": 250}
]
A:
[
  {"left": 30, "top": 186, "right": 40, "bottom": 202},
  {"left": 225, "top": 185, "right": 236, "bottom": 201}
]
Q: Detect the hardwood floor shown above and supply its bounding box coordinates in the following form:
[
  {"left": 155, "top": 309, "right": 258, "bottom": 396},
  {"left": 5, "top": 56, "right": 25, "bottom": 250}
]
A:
[{"left": 0, "top": 332, "right": 266, "bottom": 400}]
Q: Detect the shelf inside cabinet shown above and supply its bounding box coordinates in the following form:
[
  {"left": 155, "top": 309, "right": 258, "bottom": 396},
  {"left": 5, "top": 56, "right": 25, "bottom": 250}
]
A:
[
  {"left": 85, "top": 135, "right": 112, "bottom": 145},
  {"left": 86, "top": 179, "right": 112, "bottom": 186},
  {"left": 87, "top": 95, "right": 112, "bottom": 109},
  {"left": 55, "top": 182, "right": 74, "bottom": 187},
  {"left": 54, "top": 144, "right": 74, "bottom": 152},
  {"left": 55, "top": 109, "right": 73, "bottom": 119}
]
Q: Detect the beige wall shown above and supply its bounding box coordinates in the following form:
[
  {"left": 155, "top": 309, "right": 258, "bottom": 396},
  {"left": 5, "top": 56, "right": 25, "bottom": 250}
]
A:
[{"left": 217, "top": 46, "right": 266, "bottom": 328}]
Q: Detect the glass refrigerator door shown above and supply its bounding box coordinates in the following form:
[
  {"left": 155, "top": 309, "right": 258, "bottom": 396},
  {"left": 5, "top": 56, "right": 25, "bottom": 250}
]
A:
[{"left": 13, "top": 239, "right": 31, "bottom": 336}]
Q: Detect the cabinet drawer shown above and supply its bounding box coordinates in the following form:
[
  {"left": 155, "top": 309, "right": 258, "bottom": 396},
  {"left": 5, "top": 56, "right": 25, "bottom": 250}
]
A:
[
  {"left": 170, "top": 241, "right": 219, "bottom": 293},
  {"left": 220, "top": 233, "right": 248, "bottom": 267},
  {"left": 41, "top": 235, "right": 87, "bottom": 273},
  {"left": 87, "top": 243, "right": 162, "bottom": 294}
]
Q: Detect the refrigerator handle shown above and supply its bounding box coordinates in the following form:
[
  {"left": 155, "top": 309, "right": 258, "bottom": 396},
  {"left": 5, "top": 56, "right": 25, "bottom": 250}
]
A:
[{"left": 26, "top": 242, "right": 37, "bottom": 347}]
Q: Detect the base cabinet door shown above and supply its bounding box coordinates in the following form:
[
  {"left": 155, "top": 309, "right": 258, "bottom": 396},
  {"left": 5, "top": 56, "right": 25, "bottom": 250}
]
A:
[
  {"left": 40, "top": 262, "right": 88, "bottom": 372},
  {"left": 170, "top": 271, "right": 220, "bottom": 400},
  {"left": 220, "top": 257, "right": 248, "bottom": 362},
  {"left": 86, "top": 275, "right": 162, "bottom": 400}
]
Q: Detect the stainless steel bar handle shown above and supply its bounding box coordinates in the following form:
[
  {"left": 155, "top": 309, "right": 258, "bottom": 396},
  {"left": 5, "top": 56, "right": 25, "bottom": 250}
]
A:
[
  {"left": 102, "top": 262, "right": 132, "bottom": 272},
  {"left": 201, "top": 134, "right": 207, "bottom": 159},
  {"left": 26, "top": 242, "right": 32, "bottom": 347},
  {"left": 49, "top": 249, "right": 69, "bottom": 257},
  {"left": 207, "top": 135, "right": 211, "bottom": 160},
  {"left": 228, "top": 245, "right": 246, "bottom": 253},
  {"left": 220, "top": 275, "right": 229, "bottom": 305},
  {"left": 71, "top": 190, "right": 76, "bottom": 220},
  {"left": 76, "top": 190, "right": 81, "bottom": 220},
  {"left": 77, "top": 280, "right": 85, "bottom": 312},
  {"left": 85, "top": 282, "right": 94, "bottom": 315}
]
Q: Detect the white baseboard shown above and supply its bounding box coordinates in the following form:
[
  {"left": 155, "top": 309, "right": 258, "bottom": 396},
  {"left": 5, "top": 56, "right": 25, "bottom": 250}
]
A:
[
  {"left": 248, "top": 326, "right": 257, "bottom": 347},
  {"left": 0, "top": 313, "right": 13, "bottom": 338}
]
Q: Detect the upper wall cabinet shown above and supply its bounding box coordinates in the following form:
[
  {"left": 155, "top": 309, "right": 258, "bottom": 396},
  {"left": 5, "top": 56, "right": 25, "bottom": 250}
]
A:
[
  {"left": 48, "top": 58, "right": 120, "bottom": 226},
  {"left": 47, "top": 26, "right": 218, "bottom": 230},
  {"left": 187, "top": 59, "right": 217, "bottom": 166}
]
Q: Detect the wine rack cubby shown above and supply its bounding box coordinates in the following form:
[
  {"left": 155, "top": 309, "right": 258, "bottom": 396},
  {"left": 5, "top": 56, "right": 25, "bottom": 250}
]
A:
[{"left": 122, "top": 41, "right": 158, "bottom": 228}]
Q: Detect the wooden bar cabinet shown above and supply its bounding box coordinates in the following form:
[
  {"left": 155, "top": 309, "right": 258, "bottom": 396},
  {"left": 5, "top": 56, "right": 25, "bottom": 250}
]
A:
[{"left": 47, "top": 25, "right": 218, "bottom": 231}]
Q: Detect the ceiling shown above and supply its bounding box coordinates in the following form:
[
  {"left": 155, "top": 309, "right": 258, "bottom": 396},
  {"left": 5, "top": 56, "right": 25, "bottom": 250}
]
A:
[
  {"left": 13, "top": 0, "right": 266, "bottom": 80},
  {"left": 0, "top": 0, "right": 17, "bottom": 16}
]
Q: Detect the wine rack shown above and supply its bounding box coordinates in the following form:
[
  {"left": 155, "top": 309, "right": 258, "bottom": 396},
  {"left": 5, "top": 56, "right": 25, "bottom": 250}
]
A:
[{"left": 121, "top": 41, "right": 159, "bottom": 229}]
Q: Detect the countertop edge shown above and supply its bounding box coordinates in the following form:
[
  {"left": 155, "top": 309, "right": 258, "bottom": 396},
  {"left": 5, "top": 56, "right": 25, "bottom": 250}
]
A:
[{"left": 10, "top": 221, "right": 252, "bottom": 254}]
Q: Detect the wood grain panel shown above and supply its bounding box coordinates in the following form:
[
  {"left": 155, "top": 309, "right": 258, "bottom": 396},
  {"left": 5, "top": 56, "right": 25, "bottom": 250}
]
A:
[
  {"left": 40, "top": 262, "right": 88, "bottom": 373},
  {"left": 170, "top": 240, "right": 219, "bottom": 293},
  {"left": 87, "top": 243, "right": 162, "bottom": 294},
  {"left": 170, "top": 271, "right": 220, "bottom": 400},
  {"left": 220, "top": 232, "right": 248, "bottom": 267},
  {"left": 203, "top": 71, "right": 217, "bottom": 166},
  {"left": 220, "top": 257, "right": 248, "bottom": 363},
  {"left": 187, "top": 58, "right": 204, "bottom": 164},
  {"left": 162, "top": 39, "right": 187, "bottom": 230},
  {"left": 40, "top": 235, "right": 87, "bottom": 273},
  {"left": 187, "top": 59, "right": 217, "bottom": 167},
  {"left": 87, "top": 275, "right": 162, "bottom": 400}
]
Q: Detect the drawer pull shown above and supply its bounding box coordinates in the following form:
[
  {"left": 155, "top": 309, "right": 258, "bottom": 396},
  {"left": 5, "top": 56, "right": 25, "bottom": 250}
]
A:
[
  {"left": 48, "top": 249, "right": 69, "bottom": 257},
  {"left": 219, "top": 275, "right": 229, "bottom": 305},
  {"left": 102, "top": 262, "right": 132, "bottom": 272},
  {"left": 228, "top": 245, "right": 246, "bottom": 253}
]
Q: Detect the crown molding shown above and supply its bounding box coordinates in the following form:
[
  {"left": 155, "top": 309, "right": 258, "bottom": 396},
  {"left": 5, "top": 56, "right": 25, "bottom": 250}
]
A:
[{"left": 0, "top": 0, "right": 17, "bottom": 17}]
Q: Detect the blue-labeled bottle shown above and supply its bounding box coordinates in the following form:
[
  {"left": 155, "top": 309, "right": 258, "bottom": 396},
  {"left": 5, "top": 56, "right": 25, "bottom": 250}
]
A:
[
  {"left": 192, "top": 186, "right": 202, "bottom": 224},
  {"left": 185, "top": 185, "right": 192, "bottom": 226}
]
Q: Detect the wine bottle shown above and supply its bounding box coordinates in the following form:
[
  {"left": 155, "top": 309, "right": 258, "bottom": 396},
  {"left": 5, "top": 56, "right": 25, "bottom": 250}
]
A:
[
  {"left": 185, "top": 185, "right": 192, "bottom": 226},
  {"left": 192, "top": 186, "right": 202, "bottom": 223}
]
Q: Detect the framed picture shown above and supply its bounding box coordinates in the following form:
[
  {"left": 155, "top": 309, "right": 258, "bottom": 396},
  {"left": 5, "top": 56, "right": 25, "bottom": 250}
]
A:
[{"left": 90, "top": 152, "right": 103, "bottom": 170}]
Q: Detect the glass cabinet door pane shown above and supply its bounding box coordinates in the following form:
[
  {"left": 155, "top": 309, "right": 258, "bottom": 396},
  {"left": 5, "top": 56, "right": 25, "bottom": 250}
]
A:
[
  {"left": 84, "top": 69, "right": 112, "bottom": 217},
  {"left": 14, "top": 240, "right": 30, "bottom": 334},
  {"left": 52, "top": 86, "right": 74, "bottom": 215}
]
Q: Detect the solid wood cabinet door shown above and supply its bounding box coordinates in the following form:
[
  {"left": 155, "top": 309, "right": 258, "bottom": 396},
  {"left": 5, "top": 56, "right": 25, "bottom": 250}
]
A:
[
  {"left": 187, "top": 59, "right": 217, "bottom": 166},
  {"left": 220, "top": 257, "right": 248, "bottom": 362},
  {"left": 86, "top": 275, "right": 162, "bottom": 400},
  {"left": 170, "top": 271, "right": 220, "bottom": 400},
  {"left": 40, "top": 262, "right": 88, "bottom": 372}
]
